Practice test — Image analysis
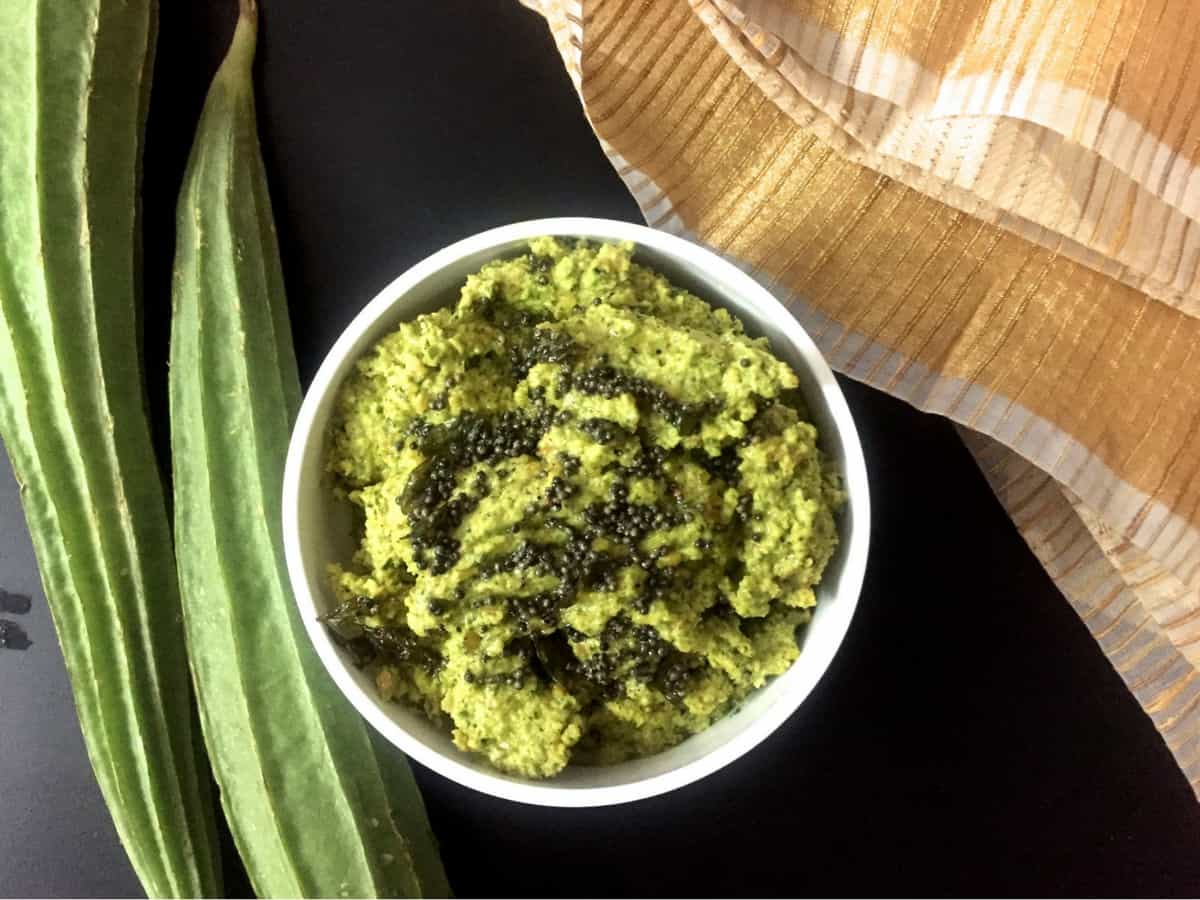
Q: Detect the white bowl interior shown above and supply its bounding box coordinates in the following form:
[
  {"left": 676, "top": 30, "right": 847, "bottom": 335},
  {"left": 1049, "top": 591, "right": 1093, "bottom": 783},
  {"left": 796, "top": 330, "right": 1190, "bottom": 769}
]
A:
[{"left": 283, "top": 218, "right": 870, "bottom": 806}]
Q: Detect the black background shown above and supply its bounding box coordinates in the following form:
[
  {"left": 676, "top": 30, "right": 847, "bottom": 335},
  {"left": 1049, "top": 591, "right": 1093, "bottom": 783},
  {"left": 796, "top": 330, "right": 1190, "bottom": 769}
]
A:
[{"left": 3, "top": 1, "right": 1200, "bottom": 896}]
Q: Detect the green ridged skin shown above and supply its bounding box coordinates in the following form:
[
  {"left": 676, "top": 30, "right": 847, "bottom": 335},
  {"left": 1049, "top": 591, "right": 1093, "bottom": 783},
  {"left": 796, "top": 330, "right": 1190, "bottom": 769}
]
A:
[
  {"left": 0, "top": 2, "right": 222, "bottom": 897},
  {"left": 169, "top": 4, "right": 449, "bottom": 897}
]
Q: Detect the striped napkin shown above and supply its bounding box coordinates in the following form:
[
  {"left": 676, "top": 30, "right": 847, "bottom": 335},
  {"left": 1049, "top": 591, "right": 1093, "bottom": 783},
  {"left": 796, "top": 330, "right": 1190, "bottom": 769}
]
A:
[{"left": 525, "top": 0, "right": 1200, "bottom": 797}]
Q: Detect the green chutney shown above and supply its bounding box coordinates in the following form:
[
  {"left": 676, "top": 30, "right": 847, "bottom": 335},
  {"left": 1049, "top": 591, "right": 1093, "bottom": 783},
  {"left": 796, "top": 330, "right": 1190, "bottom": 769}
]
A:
[{"left": 324, "top": 238, "right": 843, "bottom": 778}]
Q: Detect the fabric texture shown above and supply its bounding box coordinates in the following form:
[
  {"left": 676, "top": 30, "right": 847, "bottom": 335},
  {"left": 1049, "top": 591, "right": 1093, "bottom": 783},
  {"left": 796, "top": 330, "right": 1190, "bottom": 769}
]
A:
[{"left": 526, "top": 0, "right": 1200, "bottom": 796}]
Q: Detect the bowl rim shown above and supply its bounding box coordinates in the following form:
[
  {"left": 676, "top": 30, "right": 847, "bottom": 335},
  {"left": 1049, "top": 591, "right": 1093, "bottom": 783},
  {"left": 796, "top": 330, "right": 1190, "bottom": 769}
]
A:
[{"left": 282, "top": 217, "right": 871, "bottom": 807}]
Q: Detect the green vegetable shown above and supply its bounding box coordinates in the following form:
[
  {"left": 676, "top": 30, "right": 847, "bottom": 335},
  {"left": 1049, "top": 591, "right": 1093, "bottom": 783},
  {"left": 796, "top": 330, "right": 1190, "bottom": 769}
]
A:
[
  {"left": 0, "top": 2, "right": 222, "bottom": 896},
  {"left": 169, "top": 2, "right": 449, "bottom": 896}
]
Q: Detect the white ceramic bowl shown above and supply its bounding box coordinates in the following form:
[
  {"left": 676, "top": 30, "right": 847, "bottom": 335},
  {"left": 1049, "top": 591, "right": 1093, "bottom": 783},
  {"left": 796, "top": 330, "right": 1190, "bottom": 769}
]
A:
[{"left": 283, "top": 218, "right": 870, "bottom": 807}]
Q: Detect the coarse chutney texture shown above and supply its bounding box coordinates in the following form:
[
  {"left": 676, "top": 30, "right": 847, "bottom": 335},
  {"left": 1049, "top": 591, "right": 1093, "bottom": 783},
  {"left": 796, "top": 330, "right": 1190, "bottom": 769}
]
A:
[{"left": 323, "top": 238, "right": 843, "bottom": 778}]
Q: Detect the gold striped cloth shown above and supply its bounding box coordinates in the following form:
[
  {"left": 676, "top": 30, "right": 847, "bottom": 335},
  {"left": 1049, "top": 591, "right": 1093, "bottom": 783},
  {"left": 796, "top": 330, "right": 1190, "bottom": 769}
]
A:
[{"left": 525, "top": 0, "right": 1200, "bottom": 797}]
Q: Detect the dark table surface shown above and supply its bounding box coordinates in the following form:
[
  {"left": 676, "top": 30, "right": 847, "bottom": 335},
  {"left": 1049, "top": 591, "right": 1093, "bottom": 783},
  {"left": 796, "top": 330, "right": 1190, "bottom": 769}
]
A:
[{"left": 3, "top": 1, "right": 1200, "bottom": 897}]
